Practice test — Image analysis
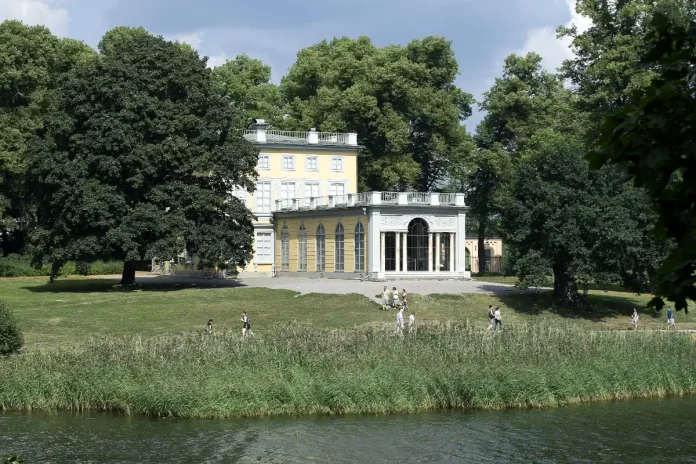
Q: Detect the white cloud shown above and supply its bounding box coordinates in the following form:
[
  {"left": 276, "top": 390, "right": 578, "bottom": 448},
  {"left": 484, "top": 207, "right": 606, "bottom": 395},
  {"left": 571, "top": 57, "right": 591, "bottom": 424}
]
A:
[
  {"left": 167, "top": 32, "right": 203, "bottom": 49},
  {"left": 0, "top": 0, "right": 71, "bottom": 36},
  {"left": 206, "top": 53, "right": 228, "bottom": 68},
  {"left": 516, "top": 0, "right": 592, "bottom": 71}
]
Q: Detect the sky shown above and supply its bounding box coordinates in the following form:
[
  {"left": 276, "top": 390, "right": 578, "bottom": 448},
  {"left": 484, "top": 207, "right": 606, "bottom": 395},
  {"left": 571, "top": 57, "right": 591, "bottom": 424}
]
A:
[{"left": 0, "top": 0, "right": 590, "bottom": 130}]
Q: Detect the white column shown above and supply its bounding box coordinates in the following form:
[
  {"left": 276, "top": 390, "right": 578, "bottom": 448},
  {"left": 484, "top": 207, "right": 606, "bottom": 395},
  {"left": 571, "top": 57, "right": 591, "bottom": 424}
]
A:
[
  {"left": 450, "top": 233, "right": 455, "bottom": 272},
  {"left": 402, "top": 232, "right": 408, "bottom": 272},
  {"left": 368, "top": 210, "right": 382, "bottom": 277},
  {"left": 380, "top": 232, "right": 386, "bottom": 273},
  {"left": 428, "top": 233, "right": 433, "bottom": 272},
  {"left": 395, "top": 232, "right": 400, "bottom": 272},
  {"left": 435, "top": 233, "right": 441, "bottom": 272},
  {"left": 456, "top": 212, "right": 467, "bottom": 275}
]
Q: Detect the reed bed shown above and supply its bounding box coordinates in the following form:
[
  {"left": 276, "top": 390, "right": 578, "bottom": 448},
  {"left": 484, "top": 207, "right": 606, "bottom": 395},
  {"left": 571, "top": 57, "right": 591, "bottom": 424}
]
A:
[{"left": 1, "top": 322, "right": 694, "bottom": 419}]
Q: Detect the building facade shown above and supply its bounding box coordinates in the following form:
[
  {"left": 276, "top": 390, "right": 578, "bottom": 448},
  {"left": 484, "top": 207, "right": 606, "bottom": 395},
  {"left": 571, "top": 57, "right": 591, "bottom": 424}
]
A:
[{"left": 168, "top": 121, "right": 502, "bottom": 279}]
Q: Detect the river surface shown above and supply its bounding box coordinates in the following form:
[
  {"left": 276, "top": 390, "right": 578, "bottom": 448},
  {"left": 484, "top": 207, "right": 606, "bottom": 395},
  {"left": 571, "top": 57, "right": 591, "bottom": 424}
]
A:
[{"left": 2, "top": 396, "right": 696, "bottom": 463}]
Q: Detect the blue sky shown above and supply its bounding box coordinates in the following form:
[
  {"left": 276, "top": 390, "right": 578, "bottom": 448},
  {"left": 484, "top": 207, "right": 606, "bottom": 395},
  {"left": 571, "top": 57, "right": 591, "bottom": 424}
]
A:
[{"left": 0, "top": 0, "right": 589, "bottom": 130}]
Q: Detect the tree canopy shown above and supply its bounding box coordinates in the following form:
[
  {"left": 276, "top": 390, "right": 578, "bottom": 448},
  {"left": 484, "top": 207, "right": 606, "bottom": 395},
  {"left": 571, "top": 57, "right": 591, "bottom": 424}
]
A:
[
  {"left": 28, "top": 27, "right": 258, "bottom": 284},
  {"left": 589, "top": 13, "right": 696, "bottom": 311},
  {"left": 279, "top": 36, "right": 474, "bottom": 191}
]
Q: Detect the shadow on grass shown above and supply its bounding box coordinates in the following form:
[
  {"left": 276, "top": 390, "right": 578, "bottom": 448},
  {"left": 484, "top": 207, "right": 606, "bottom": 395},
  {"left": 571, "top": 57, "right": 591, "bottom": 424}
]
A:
[
  {"left": 22, "top": 275, "right": 249, "bottom": 294},
  {"left": 476, "top": 284, "right": 661, "bottom": 323}
]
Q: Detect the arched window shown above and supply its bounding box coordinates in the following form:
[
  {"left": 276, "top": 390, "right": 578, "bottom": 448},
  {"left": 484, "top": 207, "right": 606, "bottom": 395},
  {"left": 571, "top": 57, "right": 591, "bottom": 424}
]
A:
[
  {"left": 354, "top": 222, "right": 365, "bottom": 272},
  {"left": 298, "top": 223, "right": 307, "bottom": 272},
  {"left": 316, "top": 223, "right": 326, "bottom": 272},
  {"left": 335, "top": 222, "right": 345, "bottom": 272},
  {"left": 407, "top": 218, "right": 429, "bottom": 271},
  {"left": 280, "top": 225, "right": 290, "bottom": 271}
]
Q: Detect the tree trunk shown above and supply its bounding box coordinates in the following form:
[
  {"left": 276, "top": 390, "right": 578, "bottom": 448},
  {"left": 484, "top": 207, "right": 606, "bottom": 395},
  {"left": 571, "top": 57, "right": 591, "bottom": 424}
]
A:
[
  {"left": 553, "top": 264, "right": 578, "bottom": 304},
  {"left": 121, "top": 261, "right": 137, "bottom": 286},
  {"left": 477, "top": 219, "right": 487, "bottom": 274}
]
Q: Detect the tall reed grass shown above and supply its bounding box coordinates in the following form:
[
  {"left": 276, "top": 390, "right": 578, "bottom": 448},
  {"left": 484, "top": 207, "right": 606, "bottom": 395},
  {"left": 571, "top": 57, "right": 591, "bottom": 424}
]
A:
[{"left": 1, "top": 322, "right": 694, "bottom": 418}]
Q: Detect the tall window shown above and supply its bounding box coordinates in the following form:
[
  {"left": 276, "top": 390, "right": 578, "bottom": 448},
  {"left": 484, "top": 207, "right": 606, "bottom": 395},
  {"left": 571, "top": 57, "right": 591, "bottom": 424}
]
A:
[
  {"left": 335, "top": 222, "right": 344, "bottom": 272},
  {"left": 282, "top": 155, "right": 295, "bottom": 170},
  {"left": 316, "top": 223, "right": 326, "bottom": 272},
  {"left": 304, "top": 183, "right": 320, "bottom": 198},
  {"left": 255, "top": 182, "right": 271, "bottom": 213},
  {"left": 354, "top": 222, "right": 365, "bottom": 272},
  {"left": 331, "top": 157, "right": 344, "bottom": 171},
  {"left": 258, "top": 155, "right": 270, "bottom": 169},
  {"left": 407, "top": 218, "right": 429, "bottom": 271},
  {"left": 329, "top": 183, "right": 345, "bottom": 197},
  {"left": 255, "top": 232, "right": 273, "bottom": 263},
  {"left": 306, "top": 156, "right": 318, "bottom": 171},
  {"left": 280, "top": 225, "right": 290, "bottom": 271},
  {"left": 298, "top": 224, "right": 307, "bottom": 271},
  {"left": 280, "top": 182, "right": 296, "bottom": 200}
]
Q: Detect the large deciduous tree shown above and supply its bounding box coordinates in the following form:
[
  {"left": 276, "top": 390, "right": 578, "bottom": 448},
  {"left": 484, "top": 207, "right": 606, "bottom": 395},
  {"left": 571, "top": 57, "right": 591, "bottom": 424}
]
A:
[
  {"left": 29, "top": 27, "right": 258, "bottom": 285},
  {"left": 0, "top": 20, "right": 94, "bottom": 253},
  {"left": 590, "top": 13, "right": 696, "bottom": 312},
  {"left": 503, "top": 130, "right": 664, "bottom": 303},
  {"left": 280, "top": 36, "right": 474, "bottom": 191}
]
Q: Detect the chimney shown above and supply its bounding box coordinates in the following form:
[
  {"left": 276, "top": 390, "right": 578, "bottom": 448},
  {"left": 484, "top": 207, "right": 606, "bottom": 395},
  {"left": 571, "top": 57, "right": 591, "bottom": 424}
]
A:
[
  {"left": 251, "top": 119, "right": 267, "bottom": 142},
  {"left": 308, "top": 127, "right": 318, "bottom": 144}
]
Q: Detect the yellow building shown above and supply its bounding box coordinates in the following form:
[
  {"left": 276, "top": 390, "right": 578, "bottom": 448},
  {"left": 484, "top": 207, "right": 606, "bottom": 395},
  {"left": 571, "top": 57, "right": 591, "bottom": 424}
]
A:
[{"left": 170, "top": 120, "right": 505, "bottom": 279}]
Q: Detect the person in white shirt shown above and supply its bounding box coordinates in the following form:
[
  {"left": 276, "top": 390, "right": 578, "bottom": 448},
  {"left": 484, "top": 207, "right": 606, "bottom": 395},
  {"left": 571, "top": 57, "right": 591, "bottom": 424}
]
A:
[
  {"left": 381, "top": 286, "right": 389, "bottom": 311},
  {"left": 494, "top": 307, "right": 503, "bottom": 330},
  {"left": 396, "top": 308, "right": 404, "bottom": 333},
  {"left": 408, "top": 312, "right": 415, "bottom": 332},
  {"left": 631, "top": 308, "right": 639, "bottom": 330},
  {"left": 392, "top": 287, "right": 400, "bottom": 309}
]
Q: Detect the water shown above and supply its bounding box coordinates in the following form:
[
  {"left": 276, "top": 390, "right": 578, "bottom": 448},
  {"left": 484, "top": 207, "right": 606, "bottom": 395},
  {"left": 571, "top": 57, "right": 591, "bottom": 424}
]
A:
[{"left": 2, "top": 397, "right": 696, "bottom": 463}]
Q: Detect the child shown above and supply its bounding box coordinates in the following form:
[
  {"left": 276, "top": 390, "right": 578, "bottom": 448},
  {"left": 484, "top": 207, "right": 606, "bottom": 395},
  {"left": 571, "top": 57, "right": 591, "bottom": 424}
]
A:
[
  {"left": 631, "top": 308, "right": 639, "bottom": 330},
  {"left": 408, "top": 312, "right": 415, "bottom": 332},
  {"left": 401, "top": 289, "right": 408, "bottom": 309},
  {"left": 396, "top": 308, "right": 404, "bottom": 333},
  {"left": 487, "top": 305, "right": 495, "bottom": 330},
  {"left": 494, "top": 307, "right": 503, "bottom": 330},
  {"left": 241, "top": 311, "right": 254, "bottom": 337},
  {"left": 205, "top": 319, "right": 213, "bottom": 335},
  {"left": 381, "top": 286, "right": 389, "bottom": 311},
  {"left": 392, "top": 287, "right": 400, "bottom": 309}
]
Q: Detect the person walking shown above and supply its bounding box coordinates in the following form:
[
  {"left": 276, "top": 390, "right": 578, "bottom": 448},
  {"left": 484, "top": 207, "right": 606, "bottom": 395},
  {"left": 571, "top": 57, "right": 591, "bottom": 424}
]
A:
[
  {"left": 487, "top": 305, "right": 495, "bottom": 330},
  {"left": 401, "top": 289, "right": 408, "bottom": 310},
  {"left": 396, "top": 308, "right": 404, "bottom": 334},
  {"left": 667, "top": 307, "right": 675, "bottom": 330},
  {"left": 392, "top": 287, "right": 400, "bottom": 309},
  {"left": 494, "top": 307, "right": 503, "bottom": 331},
  {"left": 382, "top": 286, "right": 389, "bottom": 311},
  {"left": 241, "top": 311, "right": 254, "bottom": 337},
  {"left": 408, "top": 312, "right": 416, "bottom": 332},
  {"left": 631, "top": 308, "right": 639, "bottom": 330},
  {"left": 205, "top": 319, "right": 214, "bottom": 335}
]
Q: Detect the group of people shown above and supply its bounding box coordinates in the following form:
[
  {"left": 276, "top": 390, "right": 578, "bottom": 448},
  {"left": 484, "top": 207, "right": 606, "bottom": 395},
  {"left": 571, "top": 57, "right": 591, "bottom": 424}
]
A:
[
  {"left": 486, "top": 305, "right": 503, "bottom": 330},
  {"left": 381, "top": 286, "right": 416, "bottom": 333},
  {"left": 205, "top": 311, "right": 254, "bottom": 337},
  {"left": 631, "top": 307, "right": 677, "bottom": 330}
]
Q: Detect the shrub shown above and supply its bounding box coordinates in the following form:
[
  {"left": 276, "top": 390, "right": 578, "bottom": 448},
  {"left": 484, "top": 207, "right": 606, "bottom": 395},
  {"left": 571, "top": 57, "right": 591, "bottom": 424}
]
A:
[
  {"left": 0, "top": 254, "right": 123, "bottom": 277},
  {"left": 0, "top": 301, "right": 23, "bottom": 356}
]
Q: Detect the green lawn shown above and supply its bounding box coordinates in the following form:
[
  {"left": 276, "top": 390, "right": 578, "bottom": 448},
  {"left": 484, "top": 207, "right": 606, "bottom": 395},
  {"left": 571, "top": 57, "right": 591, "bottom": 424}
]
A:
[{"left": 2, "top": 276, "right": 693, "bottom": 348}]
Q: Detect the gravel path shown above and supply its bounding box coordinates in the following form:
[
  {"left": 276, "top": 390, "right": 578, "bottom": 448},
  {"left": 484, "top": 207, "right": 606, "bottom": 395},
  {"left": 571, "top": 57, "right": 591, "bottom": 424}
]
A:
[{"left": 135, "top": 275, "right": 518, "bottom": 304}]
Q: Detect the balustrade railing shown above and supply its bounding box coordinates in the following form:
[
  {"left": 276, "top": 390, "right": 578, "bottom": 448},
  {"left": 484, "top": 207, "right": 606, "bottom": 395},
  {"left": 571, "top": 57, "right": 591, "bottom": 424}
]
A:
[
  {"left": 407, "top": 192, "right": 430, "bottom": 204},
  {"left": 439, "top": 193, "right": 457, "bottom": 205},
  {"left": 274, "top": 192, "right": 464, "bottom": 211},
  {"left": 381, "top": 192, "right": 399, "bottom": 204}
]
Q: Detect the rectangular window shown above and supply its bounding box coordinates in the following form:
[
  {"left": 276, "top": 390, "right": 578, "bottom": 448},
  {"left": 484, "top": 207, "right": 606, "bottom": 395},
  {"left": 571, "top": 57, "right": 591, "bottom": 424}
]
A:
[
  {"left": 255, "top": 232, "right": 273, "bottom": 263},
  {"left": 329, "top": 183, "right": 345, "bottom": 197},
  {"left": 304, "top": 183, "right": 320, "bottom": 198},
  {"left": 306, "top": 156, "right": 318, "bottom": 171},
  {"left": 280, "top": 182, "right": 296, "bottom": 200},
  {"left": 258, "top": 155, "right": 270, "bottom": 169},
  {"left": 331, "top": 157, "right": 344, "bottom": 171},
  {"left": 255, "top": 182, "right": 271, "bottom": 213},
  {"left": 282, "top": 155, "right": 295, "bottom": 170}
]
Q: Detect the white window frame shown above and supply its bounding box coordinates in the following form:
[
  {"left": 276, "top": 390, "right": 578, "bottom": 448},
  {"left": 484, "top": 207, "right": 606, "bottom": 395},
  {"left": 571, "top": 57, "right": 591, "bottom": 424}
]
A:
[
  {"left": 282, "top": 155, "right": 295, "bottom": 171},
  {"left": 254, "top": 181, "right": 272, "bottom": 214},
  {"left": 280, "top": 182, "right": 297, "bottom": 200},
  {"left": 306, "top": 156, "right": 318, "bottom": 171},
  {"left": 329, "top": 182, "right": 346, "bottom": 197},
  {"left": 258, "top": 155, "right": 270, "bottom": 170},
  {"left": 254, "top": 231, "right": 273, "bottom": 264},
  {"left": 304, "top": 182, "right": 321, "bottom": 199},
  {"left": 331, "top": 156, "right": 344, "bottom": 172}
]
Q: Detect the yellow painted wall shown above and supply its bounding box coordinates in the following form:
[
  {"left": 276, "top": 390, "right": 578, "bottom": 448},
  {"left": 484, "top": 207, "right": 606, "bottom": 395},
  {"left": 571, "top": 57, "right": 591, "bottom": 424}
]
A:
[
  {"left": 246, "top": 147, "right": 358, "bottom": 210},
  {"left": 276, "top": 214, "right": 368, "bottom": 273}
]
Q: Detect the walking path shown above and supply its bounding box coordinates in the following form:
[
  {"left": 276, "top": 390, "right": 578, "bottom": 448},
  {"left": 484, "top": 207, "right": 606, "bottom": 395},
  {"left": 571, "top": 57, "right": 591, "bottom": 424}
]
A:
[{"left": 135, "top": 274, "right": 518, "bottom": 304}]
